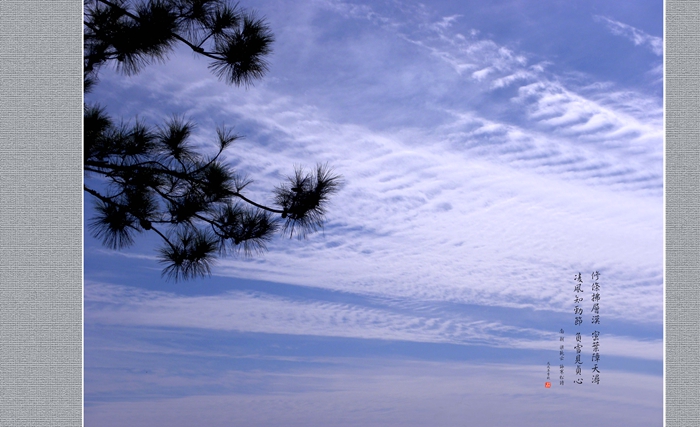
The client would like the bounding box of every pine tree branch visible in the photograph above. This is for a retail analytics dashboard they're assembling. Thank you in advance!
[171,32,222,59]
[85,160,187,181]
[84,184,117,203]
[86,184,178,251]
[232,192,284,214]
[87,158,283,215]
[149,224,177,251]
[84,0,339,280]
[95,0,225,60]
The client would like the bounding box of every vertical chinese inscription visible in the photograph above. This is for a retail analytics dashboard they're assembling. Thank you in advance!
[573,273,584,384]
[591,271,601,384]
[559,329,565,385]
[552,270,602,388]
[591,271,600,326]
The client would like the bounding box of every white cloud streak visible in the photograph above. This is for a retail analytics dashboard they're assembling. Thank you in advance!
[86,282,662,361]
[594,15,663,56]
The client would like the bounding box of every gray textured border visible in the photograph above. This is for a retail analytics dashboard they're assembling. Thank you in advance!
[666,1,700,426]
[0,1,83,426]
[0,0,695,426]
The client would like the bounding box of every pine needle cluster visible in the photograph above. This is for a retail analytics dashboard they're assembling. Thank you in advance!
[84,0,341,280]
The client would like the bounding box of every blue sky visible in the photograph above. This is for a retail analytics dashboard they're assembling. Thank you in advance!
[84,0,663,425]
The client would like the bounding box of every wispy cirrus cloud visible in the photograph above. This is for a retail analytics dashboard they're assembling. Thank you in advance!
[594,15,663,55]
[87,0,663,325]
[85,281,662,361]
[85,281,555,346]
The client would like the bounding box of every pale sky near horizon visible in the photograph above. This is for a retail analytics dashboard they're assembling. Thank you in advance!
[85,0,663,425]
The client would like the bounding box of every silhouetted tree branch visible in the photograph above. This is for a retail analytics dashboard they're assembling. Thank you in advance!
[84,0,342,281]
